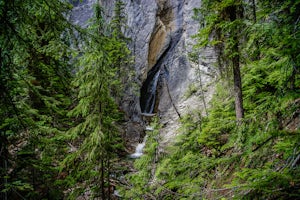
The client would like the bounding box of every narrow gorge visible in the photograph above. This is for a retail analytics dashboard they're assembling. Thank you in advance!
[140,0,183,115]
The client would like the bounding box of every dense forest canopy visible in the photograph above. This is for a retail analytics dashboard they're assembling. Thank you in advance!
[0,0,299,199]
[0,0,76,198]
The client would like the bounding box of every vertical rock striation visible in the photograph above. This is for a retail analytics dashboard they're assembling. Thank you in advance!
[129,0,216,146]
[72,0,217,147]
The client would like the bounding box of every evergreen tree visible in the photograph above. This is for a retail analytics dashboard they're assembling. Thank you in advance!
[194,0,245,120]
[110,0,132,104]
[0,0,77,198]
[60,2,130,199]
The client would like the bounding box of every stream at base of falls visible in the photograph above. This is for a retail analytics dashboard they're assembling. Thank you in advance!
[113,126,153,197]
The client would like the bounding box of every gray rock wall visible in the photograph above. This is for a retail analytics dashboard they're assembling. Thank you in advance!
[70,0,95,27]
[72,0,217,149]
[123,0,217,146]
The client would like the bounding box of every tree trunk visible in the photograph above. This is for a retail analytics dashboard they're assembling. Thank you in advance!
[197,56,208,116]
[230,4,244,121]
[252,0,256,23]
[233,52,244,120]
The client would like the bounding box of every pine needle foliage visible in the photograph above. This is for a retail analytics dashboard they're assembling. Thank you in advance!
[0,0,77,198]
[60,2,130,199]
[194,0,245,120]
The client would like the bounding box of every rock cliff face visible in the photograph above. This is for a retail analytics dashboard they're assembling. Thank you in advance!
[73,0,217,149]
[122,0,216,148]
[70,0,95,27]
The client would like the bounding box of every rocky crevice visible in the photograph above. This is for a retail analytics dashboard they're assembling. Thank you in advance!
[140,0,185,115]
[148,0,173,69]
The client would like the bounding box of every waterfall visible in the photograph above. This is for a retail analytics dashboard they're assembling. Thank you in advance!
[140,69,161,114]
[140,23,183,114]
[140,39,172,114]
[129,136,147,158]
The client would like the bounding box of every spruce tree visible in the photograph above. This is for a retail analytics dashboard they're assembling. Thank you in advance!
[194,0,245,120]
[60,2,130,199]
[0,0,77,198]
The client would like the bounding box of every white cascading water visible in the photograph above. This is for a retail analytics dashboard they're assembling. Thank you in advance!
[129,136,147,158]
[140,69,161,114]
